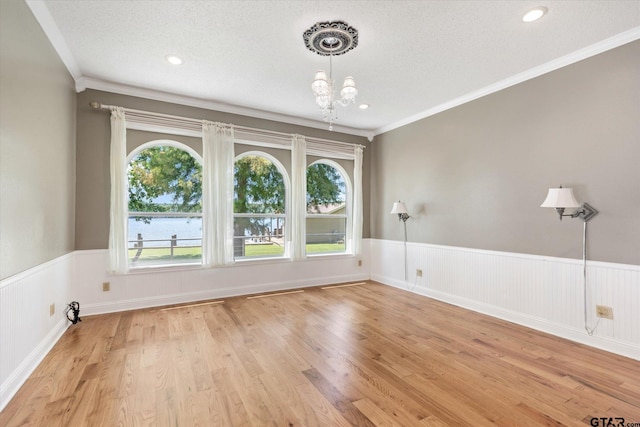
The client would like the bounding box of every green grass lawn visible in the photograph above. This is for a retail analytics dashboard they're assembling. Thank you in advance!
[305,243,346,253]
[129,242,345,262]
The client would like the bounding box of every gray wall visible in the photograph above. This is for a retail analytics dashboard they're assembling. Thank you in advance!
[371,41,640,265]
[75,89,370,249]
[0,0,76,279]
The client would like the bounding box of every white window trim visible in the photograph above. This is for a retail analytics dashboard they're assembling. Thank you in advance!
[106,104,364,273]
[127,139,202,164]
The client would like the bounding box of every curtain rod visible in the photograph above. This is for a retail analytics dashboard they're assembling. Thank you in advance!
[89,101,365,150]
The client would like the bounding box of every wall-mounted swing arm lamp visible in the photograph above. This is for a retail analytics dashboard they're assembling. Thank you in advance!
[390,201,410,285]
[540,186,598,222]
[540,186,600,336]
[390,201,410,223]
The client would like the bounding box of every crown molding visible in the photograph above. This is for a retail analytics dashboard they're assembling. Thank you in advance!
[373,26,640,136]
[25,1,370,138]
[25,0,81,80]
[23,0,640,141]
[78,77,372,138]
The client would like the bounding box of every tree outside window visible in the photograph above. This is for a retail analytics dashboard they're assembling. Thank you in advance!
[126,146,352,265]
[306,162,348,255]
[127,144,203,267]
[233,154,286,259]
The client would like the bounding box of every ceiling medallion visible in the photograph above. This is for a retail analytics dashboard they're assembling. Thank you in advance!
[303,21,359,130]
[303,20,358,56]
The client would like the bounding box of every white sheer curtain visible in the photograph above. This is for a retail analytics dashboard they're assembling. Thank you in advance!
[352,145,364,255]
[108,107,128,274]
[202,121,235,266]
[291,135,307,260]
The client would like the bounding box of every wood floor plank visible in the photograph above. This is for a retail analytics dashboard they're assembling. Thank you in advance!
[257,371,306,425]
[302,367,376,427]
[352,397,403,427]
[327,360,425,425]
[0,377,44,426]
[200,388,234,427]
[2,281,639,426]
[294,381,357,427]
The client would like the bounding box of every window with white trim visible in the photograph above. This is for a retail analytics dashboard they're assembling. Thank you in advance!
[306,160,350,255]
[107,106,364,272]
[233,152,289,260]
[127,142,202,267]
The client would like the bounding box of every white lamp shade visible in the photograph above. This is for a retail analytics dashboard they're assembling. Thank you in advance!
[340,76,357,100]
[540,187,581,208]
[390,201,408,215]
[311,70,329,96]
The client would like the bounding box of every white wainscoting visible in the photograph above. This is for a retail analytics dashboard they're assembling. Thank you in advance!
[72,249,370,316]
[0,253,74,410]
[3,239,637,411]
[370,239,640,361]
[0,244,369,411]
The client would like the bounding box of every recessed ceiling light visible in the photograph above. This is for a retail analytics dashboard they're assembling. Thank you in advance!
[165,55,183,65]
[359,104,369,110]
[523,6,548,22]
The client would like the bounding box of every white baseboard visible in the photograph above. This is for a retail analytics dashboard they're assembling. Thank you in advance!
[82,272,369,316]
[370,237,640,362]
[1,247,369,412]
[375,274,640,361]
[0,318,69,411]
[3,239,636,415]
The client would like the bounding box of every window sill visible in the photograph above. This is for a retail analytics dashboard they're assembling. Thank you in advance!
[306,252,353,260]
[117,252,356,275]
[234,253,355,264]
[232,256,292,266]
[123,262,203,275]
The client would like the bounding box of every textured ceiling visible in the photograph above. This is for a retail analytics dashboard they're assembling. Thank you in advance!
[28,0,640,136]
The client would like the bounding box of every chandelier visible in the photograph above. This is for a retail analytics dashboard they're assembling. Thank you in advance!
[303,21,358,130]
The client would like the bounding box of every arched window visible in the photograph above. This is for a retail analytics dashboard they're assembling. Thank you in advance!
[306,161,351,255]
[233,152,288,259]
[127,141,202,267]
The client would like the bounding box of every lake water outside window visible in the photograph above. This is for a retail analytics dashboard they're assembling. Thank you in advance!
[127,144,203,267]
[128,214,202,267]
[125,145,355,267]
[233,153,287,260]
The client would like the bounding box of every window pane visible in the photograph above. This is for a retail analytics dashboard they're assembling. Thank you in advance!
[128,145,202,267]
[234,155,286,260]
[234,216,285,259]
[306,217,346,254]
[306,162,348,255]
[306,163,345,214]
[128,215,202,266]
[128,146,202,214]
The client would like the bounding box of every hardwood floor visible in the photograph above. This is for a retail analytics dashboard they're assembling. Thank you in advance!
[2,281,639,426]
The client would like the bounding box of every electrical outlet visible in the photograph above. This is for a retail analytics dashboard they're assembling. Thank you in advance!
[358,259,362,267]
[416,269,423,277]
[102,282,110,292]
[596,305,613,319]
[49,303,55,316]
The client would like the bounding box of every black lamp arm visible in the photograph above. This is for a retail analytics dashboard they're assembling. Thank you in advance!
[555,203,598,222]
[397,213,410,222]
